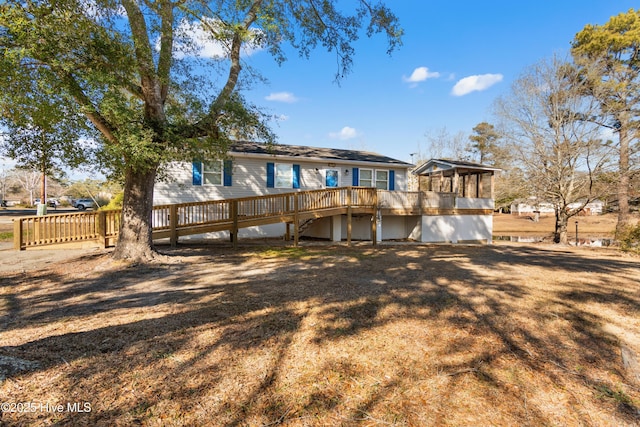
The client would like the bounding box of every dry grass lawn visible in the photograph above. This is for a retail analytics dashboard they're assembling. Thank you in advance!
[1,242,639,426]
[493,212,626,238]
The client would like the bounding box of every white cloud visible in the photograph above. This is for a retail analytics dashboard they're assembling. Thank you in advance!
[403,66,440,83]
[167,17,263,59]
[329,126,359,140]
[265,92,298,103]
[451,73,503,96]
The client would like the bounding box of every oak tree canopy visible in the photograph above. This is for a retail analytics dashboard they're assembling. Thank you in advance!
[0,0,402,260]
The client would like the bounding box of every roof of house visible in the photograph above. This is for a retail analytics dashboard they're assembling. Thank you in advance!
[229,141,413,167]
[413,158,501,175]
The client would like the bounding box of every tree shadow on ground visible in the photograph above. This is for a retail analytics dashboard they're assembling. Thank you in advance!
[0,242,638,425]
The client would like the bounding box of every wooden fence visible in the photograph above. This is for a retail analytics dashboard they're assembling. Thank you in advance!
[12,187,476,250]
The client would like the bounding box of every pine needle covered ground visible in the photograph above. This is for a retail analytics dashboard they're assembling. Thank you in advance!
[1,242,639,426]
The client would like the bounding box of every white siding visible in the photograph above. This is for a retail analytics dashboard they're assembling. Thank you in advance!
[456,197,494,209]
[381,216,418,240]
[153,155,415,242]
[155,158,409,205]
[175,223,288,241]
[421,215,493,243]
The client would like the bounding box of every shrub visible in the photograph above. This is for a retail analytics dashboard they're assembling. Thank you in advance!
[618,223,640,254]
[99,192,123,210]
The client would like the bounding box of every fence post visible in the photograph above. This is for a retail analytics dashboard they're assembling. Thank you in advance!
[231,200,238,249]
[169,204,178,247]
[293,196,299,247]
[13,218,23,251]
[97,211,107,248]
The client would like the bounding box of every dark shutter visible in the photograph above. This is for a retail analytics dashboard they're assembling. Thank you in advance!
[292,164,300,189]
[389,170,395,191]
[266,162,275,188]
[223,160,232,187]
[352,168,359,186]
[192,161,202,186]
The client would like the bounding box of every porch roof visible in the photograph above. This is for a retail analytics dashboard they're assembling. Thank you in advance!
[413,159,501,176]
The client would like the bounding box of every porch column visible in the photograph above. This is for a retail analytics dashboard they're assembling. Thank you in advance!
[490,173,495,199]
[453,170,459,195]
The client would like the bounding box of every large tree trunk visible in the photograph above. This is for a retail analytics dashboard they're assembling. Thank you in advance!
[554,209,569,245]
[112,165,158,262]
[616,124,631,237]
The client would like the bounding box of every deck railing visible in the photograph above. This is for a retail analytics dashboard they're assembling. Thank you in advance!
[12,210,122,250]
[377,190,456,210]
[13,187,487,250]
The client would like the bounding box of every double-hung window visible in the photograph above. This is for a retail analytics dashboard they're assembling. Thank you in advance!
[203,161,223,185]
[275,164,293,188]
[358,168,389,190]
[375,170,389,190]
[192,160,232,186]
[359,169,373,187]
[267,162,300,188]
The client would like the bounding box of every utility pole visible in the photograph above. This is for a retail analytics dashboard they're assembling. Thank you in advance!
[37,145,47,216]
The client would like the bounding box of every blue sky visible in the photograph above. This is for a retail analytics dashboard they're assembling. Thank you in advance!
[2,1,637,177]
[239,1,638,165]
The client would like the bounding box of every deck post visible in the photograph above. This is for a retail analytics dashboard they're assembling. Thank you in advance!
[293,196,299,246]
[346,188,352,246]
[169,204,178,247]
[371,189,378,246]
[13,218,23,251]
[231,200,238,249]
[97,211,107,248]
[284,195,291,241]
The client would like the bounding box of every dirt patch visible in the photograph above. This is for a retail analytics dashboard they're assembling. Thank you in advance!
[1,242,639,426]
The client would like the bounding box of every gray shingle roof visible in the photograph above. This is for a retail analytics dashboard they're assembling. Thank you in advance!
[230,141,412,167]
[413,158,501,175]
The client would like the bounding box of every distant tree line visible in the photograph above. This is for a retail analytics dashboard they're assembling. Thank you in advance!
[417,9,639,245]
[0,167,120,207]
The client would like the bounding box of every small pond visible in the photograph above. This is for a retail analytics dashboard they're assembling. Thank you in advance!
[493,235,617,247]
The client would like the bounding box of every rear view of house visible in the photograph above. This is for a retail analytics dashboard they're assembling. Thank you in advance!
[154,146,501,244]
[154,141,414,241]
[14,146,502,249]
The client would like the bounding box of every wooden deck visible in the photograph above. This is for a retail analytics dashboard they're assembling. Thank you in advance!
[13,187,493,250]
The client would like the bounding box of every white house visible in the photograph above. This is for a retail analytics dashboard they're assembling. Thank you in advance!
[510,198,556,217]
[511,198,605,217]
[154,141,414,241]
[154,147,502,244]
[567,200,605,216]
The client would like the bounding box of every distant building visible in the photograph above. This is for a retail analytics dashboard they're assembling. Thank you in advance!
[511,198,605,216]
[510,198,555,217]
[567,200,604,216]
